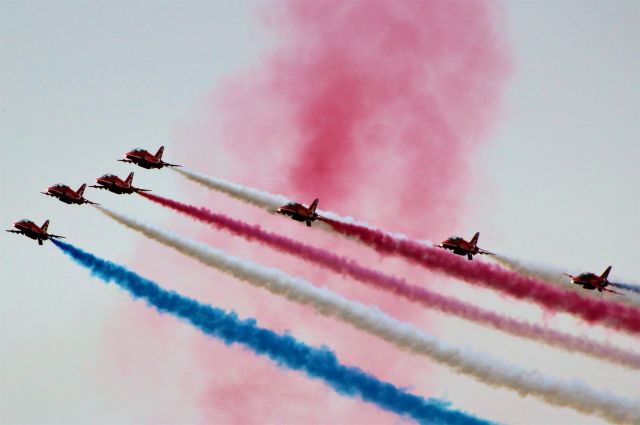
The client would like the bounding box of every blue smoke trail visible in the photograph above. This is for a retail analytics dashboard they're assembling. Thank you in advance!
[52,239,492,425]
[611,282,640,295]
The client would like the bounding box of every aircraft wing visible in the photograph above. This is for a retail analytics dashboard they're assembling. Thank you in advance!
[41,192,55,197]
[161,161,181,168]
[47,233,65,239]
[5,229,23,234]
[134,188,151,192]
[603,287,624,295]
[83,199,100,205]
[478,248,495,255]
[89,185,109,190]
[117,159,133,163]
[591,281,624,295]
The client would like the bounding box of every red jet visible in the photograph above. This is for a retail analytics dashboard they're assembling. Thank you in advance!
[564,266,623,295]
[118,146,180,169]
[437,232,494,260]
[42,183,98,205]
[6,219,65,245]
[276,198,320,227]
[90,172,150,194]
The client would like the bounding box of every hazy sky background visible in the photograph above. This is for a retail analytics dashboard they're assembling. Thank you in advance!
[1,1,638,424]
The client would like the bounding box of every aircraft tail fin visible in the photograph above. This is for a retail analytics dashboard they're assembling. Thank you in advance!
[470,232,480,247]
[77,184,86,196]
[155,146,164,160]
[601,266,612,280]
[41,220,50,232]
[125,172,134,185]
[309,198,319,215]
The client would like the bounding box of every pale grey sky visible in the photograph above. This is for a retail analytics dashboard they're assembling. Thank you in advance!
[1,1,638,424]
[476,0,640,278]
[1,2,268,423]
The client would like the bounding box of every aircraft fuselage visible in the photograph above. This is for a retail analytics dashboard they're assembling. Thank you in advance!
[47,188,83,204]
[277,203,318,226]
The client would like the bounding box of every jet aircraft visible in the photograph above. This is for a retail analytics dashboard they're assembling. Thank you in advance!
[437,232,494,260]
[564,266,623,294]
[118,146,180,169]
[276,198,320,227]
[6,219,65,245]
[42,183,98,205]
[90,172,150,194]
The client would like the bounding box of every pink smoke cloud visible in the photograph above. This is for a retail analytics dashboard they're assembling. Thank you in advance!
[211,1,510,234]
[101,1,511,423]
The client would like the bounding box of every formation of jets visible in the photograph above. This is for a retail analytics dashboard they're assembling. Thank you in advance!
[7,146,176,246]
[6,145,628,296]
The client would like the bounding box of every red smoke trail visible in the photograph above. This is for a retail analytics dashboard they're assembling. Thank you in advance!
[322,218,640,335]
[138,191,640,369]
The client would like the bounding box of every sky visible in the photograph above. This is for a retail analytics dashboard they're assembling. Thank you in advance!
[1,1,638,424]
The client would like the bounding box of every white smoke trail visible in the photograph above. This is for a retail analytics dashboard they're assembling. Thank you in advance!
[173,167,433,245]
[174,167,290,210]
[96,205,640,424]
[495,255,640,308]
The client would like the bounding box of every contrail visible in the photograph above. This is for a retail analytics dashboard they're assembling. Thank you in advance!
[495,255,640,307]
[94,205,640,424]
[138,191,640,370]
[51,240,486,425]
[322,218,640,336]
